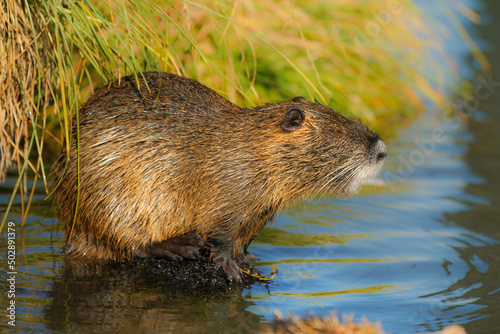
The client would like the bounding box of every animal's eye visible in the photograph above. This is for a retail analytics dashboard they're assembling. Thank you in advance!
[332,130,340,136]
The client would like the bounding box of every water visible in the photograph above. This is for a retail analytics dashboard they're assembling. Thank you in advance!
[1,1,500,333]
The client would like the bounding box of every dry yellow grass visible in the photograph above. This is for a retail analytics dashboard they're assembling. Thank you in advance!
[261,311,467,334]
[1,0,53,225]
[261,311,385,334]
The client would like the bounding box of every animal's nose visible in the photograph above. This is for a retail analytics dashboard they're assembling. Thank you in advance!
[373,139,387,162]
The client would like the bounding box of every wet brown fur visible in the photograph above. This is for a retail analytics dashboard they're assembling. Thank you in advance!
[52,72,385,281]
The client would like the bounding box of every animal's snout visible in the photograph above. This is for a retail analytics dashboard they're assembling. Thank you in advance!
[372,139,387,163]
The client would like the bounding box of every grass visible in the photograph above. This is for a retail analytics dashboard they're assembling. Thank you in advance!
[0,0,485,229]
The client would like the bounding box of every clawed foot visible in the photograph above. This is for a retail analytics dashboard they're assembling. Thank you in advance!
[213,253,243,282]
[138,231,211,261]
[213,251,261,283]
[238,259,261,277]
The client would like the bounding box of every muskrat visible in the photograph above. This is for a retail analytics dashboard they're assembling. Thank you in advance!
[52,72,386,282]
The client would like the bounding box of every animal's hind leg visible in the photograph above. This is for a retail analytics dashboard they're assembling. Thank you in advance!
[137,231,211,261]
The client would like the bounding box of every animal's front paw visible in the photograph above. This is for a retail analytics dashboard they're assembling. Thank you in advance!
[238,260,261,277]
[213,254,243,283]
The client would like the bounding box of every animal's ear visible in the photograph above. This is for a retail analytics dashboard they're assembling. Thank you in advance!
[292,96,308,103]
[281,108,305,132]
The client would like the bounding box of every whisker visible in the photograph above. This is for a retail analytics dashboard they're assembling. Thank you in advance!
[316,157,366,197]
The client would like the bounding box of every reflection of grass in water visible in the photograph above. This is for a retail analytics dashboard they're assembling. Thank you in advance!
[282,195,388,225]
[255,227,373,246]
[256,257,407,267]
[1,0,477,227]
[253,285,400,299]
